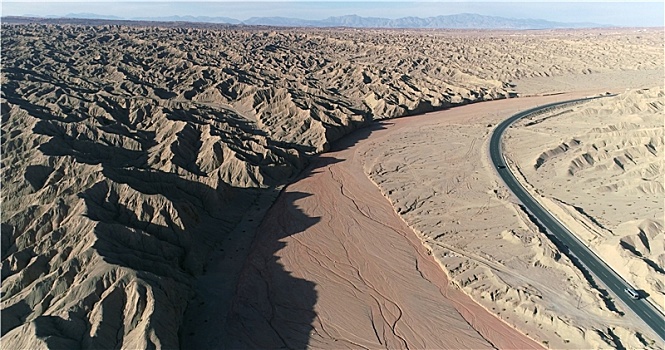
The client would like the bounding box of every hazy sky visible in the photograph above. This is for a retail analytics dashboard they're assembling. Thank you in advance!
[2,1,664,27]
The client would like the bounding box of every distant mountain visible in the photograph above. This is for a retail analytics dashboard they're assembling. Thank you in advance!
[251,14,607,29]
[63,13,124,20]
[131,15,241,24]
[12,13,608,29]
[243,17,319,27]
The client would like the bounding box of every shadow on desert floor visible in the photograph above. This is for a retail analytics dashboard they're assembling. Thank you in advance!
[224,121,387,348]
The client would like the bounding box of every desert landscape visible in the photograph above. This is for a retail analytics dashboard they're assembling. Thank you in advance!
[1,18,663,349]
[504,88,664,309]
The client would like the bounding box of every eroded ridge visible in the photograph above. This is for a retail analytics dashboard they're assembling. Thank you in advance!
[2,23,663,348]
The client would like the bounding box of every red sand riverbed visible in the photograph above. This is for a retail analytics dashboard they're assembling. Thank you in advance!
[223,96,605,349]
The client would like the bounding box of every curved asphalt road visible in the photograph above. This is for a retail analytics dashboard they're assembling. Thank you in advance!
[489,96,665,344]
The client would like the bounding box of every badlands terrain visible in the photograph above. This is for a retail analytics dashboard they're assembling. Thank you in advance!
[505,88,664,310]
[1,21,663,349]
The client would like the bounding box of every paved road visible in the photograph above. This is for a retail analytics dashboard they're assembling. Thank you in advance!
[489,96,665,344]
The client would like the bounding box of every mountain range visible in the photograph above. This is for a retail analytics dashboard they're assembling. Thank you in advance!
[18,13,607,29]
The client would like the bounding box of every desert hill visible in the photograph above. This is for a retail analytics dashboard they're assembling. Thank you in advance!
[1,23,663,348]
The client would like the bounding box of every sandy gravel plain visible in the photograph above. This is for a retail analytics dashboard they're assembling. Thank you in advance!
[1,22,663,349]
[359,89,663,349]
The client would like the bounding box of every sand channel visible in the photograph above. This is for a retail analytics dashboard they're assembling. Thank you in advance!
[221,97,578,349]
